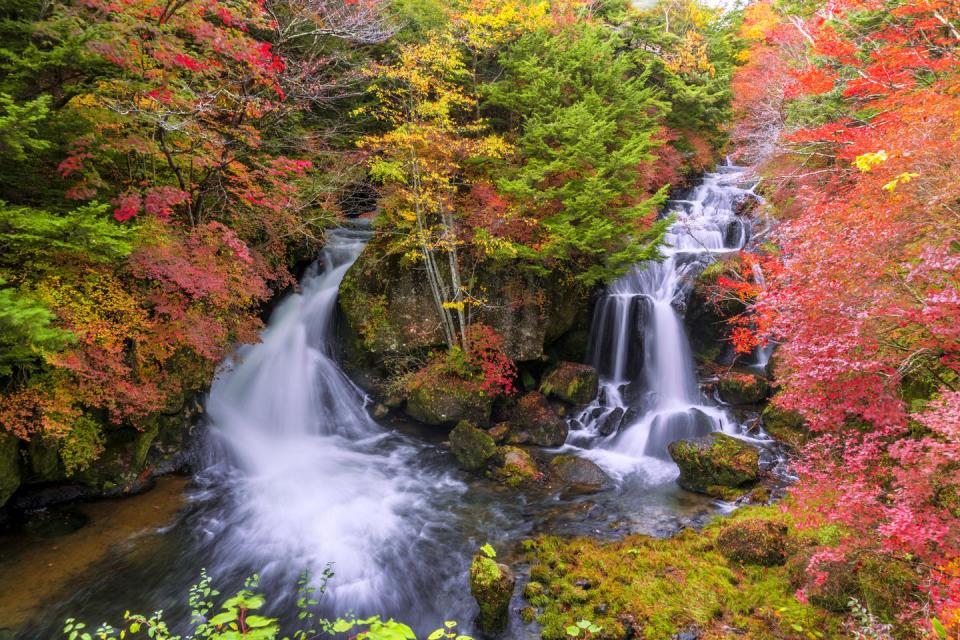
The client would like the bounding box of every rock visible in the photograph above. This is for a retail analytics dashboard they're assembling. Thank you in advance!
[786,547,859,612]
[370,403,390,420]
[550,455,609,494]
[539,362,599,406]
[668,433,760,495]
[490,446,542,488]
[449,421,497,471]
[506,392,569,447]
[595,407,623,436]
[469,552,516,633]
[0,432,21,508]
[404,376,494,427]
[488,423,510,443]
[339,236,589,365]
[716,519,789,566]
[717,372,769,405]
[761,403,808,448]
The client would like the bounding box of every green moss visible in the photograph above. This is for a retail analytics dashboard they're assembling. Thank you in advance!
[539,362,599,406]
[761,403,808,448]
[522,507,845,640]
[470,553,515,633]
[448,421,496,470]
[717,372,769,405]
[668,433,760,494]
[489,445,541,488]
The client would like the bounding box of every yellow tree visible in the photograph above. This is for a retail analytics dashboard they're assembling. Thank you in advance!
[358,35,509,351]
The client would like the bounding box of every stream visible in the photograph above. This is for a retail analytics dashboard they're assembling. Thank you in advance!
[1,163,772,639]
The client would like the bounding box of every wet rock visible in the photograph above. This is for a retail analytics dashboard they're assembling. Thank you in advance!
[668,433,760,495]
[507,392,568,447]
[487,423,510,444]
[449,421,496,471]
[370,403,390,420]
[404,378,494,427]
[469,552,516,632]
[717,372,769,405]
[550,455,609,495]
[539,362,599,406]
[716,519,789,566]
[490,446,542,488]
[595,407,624,436]
[761,403,808,448]
[0,432,21,508]
[22,507,89,538]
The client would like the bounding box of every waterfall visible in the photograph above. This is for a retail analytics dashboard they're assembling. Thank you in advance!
[570,163,759,482]
[197,227,464,614]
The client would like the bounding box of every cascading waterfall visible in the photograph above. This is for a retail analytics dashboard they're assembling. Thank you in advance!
[569,162,763,483]
[197,227,464,614]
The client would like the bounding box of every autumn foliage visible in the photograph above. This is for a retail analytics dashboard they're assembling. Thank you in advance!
[730,0,960,631]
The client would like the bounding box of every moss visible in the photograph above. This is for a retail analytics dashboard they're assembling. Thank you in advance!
[716,519,789,566]
[506,392,568,447]
[856,553,920,626]
[668,433,760,494]
[539,362,599,406]
[489,446,542,488]
[717,372,769,405]
[761,403,808,448]
[521,507,844,640]
[448,421,496,471]
[470,554,515,632]
[404,374,494,426]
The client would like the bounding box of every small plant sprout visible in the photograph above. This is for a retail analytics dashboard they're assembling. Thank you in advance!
[480,543,496,559]
[565,618,602,638]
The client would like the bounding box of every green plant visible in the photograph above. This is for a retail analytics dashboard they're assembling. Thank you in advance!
[564,619,601,638]
[62,570,466,640]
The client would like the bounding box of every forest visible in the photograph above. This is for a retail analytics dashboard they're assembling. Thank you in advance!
[0,0,956,638]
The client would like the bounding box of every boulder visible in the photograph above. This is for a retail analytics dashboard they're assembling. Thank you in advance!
[506,392,569,447]
[469,552,516,632]
[717,372,769,405]
[339,236,588,365]
[761,403,808,448]
[668,433,760,495]
[0,432,21,508]
[550,455,609,494]
[404,377,494,427]
[539,362,599,406]
[449,421,497,471]
[716,519,789,566]
[490,446,542,488]
[786,547,859,612]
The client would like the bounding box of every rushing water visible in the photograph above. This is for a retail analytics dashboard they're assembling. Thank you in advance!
[5,165,772,639]
[566,162,767,482]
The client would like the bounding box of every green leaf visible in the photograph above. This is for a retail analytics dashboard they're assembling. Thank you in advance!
[428,630,445,640]
[576,620,590,629]
[208,612,237,626]
[480,543,496,558]
[565,625,580,637]
[932,618,948,638]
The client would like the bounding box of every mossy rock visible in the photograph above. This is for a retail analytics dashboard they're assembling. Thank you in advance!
[404,376,494,427]
[489,446,542,488]
[449,421,496,471]
[521,507,844,640]
[539,362,599,406]
[668,433,760,494]
[506,392,568,447]
[856,552,920,625]
[469,553,516,633]
[717,372,769,405]
[786,547,858,613]
[716,519,789,566]
[73,422,160,489]
[761,403,808,448]
[0,432,21,508]
[550,454,609,495]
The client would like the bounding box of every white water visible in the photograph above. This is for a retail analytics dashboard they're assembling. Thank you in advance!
[200,228,464,612]
[568,162,765,483]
